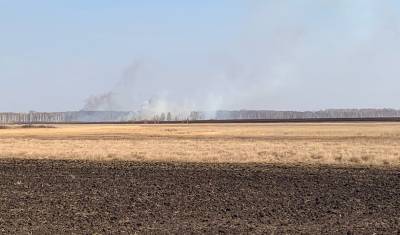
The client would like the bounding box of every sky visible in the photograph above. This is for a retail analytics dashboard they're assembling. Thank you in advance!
[1,0,400,112]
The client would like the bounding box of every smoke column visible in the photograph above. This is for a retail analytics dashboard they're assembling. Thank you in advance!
[84,0,400,115]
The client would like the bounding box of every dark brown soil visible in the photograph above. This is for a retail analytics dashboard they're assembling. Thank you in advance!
[0,160,399,234]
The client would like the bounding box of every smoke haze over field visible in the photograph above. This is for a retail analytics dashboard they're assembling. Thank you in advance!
[1,1,400,112]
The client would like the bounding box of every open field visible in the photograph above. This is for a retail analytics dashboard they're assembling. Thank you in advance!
[1,123,400,233]
[0,123,400,166]
[1,159,399,233]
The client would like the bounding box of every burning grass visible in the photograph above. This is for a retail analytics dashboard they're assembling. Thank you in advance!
[0,123,399,166]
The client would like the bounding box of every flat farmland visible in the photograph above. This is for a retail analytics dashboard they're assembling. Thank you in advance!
[0,123,399,165]
[1,160,400,233]
[1,123,400,233]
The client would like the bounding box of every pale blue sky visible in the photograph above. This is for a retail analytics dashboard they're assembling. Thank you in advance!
[1,1,400,112]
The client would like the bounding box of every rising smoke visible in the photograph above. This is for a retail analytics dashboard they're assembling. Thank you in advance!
[83,0,400,117]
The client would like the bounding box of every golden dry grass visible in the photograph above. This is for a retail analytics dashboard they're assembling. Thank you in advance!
[0,123,400,166]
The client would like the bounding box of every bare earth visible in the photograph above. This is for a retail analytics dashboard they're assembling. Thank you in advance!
[0,159,399,234]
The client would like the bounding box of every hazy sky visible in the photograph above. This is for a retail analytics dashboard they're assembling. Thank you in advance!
[1,0,400,112]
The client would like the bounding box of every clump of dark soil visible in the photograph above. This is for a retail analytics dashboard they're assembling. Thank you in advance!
[0,159,399,234]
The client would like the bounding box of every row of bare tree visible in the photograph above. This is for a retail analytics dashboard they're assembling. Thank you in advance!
[214,109,400,120]
[1,109,400,124]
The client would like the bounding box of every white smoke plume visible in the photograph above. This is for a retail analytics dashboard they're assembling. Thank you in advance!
[83,0,400,116]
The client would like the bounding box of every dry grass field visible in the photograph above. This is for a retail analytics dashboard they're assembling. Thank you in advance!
[2,123,400,233]
[0,122,399,166]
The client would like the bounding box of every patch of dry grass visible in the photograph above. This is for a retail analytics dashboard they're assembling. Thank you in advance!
[20,124,56,129]
[0,123,399,166]
[0,124,55,129]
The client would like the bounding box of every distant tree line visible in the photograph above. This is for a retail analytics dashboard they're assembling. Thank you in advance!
[1,109,400,124]
[214,109,400,120]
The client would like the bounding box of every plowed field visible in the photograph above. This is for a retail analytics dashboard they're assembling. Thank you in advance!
[1,159,399,234]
